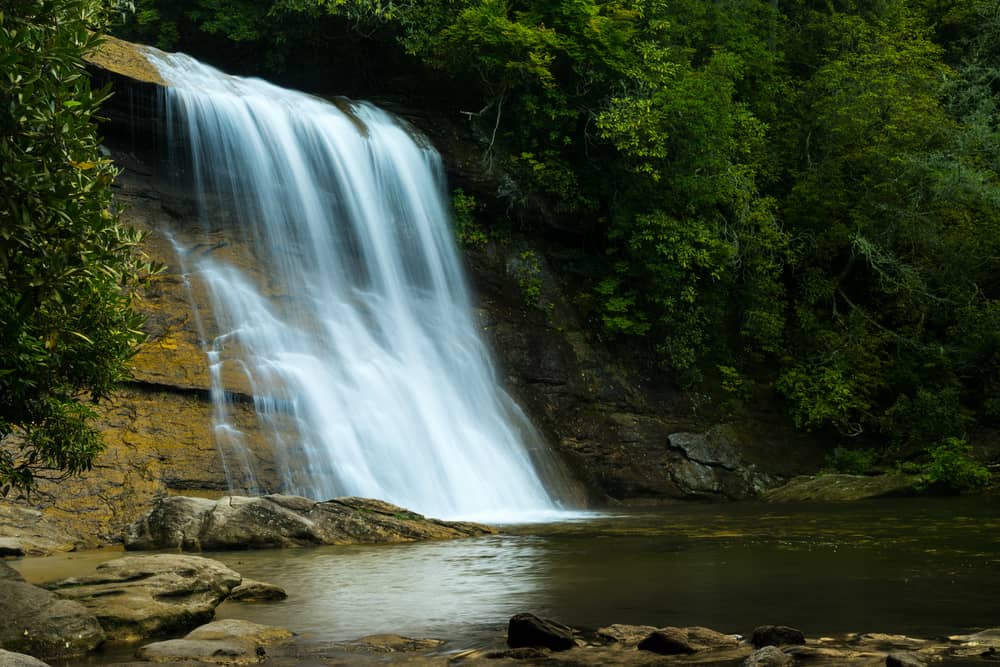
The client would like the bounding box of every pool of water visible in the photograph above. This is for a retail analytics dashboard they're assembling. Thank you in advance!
[15,496,1000,653]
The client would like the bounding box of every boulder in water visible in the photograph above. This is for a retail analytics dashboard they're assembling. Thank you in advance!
[47,554,242,641]
[637,627,697,655]
[595,624,658,645]
[228,579,287,602]
[751,625,806,648]
[507,613,576,651]
[135,619,291,664]
[0,574,105,659]
[124,494,494,551]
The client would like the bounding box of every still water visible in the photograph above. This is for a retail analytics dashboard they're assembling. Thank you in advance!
[209,497,999,642]
[16,497,1000,650]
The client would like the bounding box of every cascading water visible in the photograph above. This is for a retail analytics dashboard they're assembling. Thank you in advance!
[147,51,573,521]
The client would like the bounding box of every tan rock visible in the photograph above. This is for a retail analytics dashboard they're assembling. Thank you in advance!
[186,620,292,644]
[84,35,165,86]
[595,624,658,645]
[227,579,287,602]
[125,494,495,551]
[0,579,105,658]
[49,554,242,641]
[136,638,255,664]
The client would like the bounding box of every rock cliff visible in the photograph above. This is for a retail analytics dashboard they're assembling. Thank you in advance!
[0,38,827,551]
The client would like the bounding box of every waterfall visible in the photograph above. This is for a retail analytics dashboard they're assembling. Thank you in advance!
[147,51,573,521]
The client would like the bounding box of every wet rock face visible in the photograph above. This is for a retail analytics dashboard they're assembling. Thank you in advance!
[124,494,495,551]
[47,554,243,641]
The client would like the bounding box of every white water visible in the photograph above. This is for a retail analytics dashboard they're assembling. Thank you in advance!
[146,51,573,521]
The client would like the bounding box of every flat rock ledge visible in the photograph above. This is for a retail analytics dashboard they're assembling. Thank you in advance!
[762,473,922,502]
[47,554,243,642]
[124,494,495,551]
[136,619,292,664]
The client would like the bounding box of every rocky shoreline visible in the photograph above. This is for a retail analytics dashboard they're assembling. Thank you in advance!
[1,495,996,666]
[2,549,997,667]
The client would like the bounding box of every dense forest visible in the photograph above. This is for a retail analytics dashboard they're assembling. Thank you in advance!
[3,0,998,493]
[117,0,999,488]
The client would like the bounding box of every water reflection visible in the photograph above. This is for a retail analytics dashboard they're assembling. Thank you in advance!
[209,497,1000,643]
[14,497,999,651]
[212,535,549,642]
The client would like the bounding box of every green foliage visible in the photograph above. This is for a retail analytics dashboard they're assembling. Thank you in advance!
[919,437,990,494]
[512,250,543,307]
[0,0,148,495]
[451,188,488,249]
[111,0,1000,477]
[777,363,872,432]
[881,388,972,456]
[825,447,879,475]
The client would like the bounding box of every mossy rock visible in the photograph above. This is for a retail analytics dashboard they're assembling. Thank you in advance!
[762,473,922,502]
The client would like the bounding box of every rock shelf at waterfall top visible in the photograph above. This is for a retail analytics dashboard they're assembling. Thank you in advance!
[84,35,165,86]
[124,494,495,551]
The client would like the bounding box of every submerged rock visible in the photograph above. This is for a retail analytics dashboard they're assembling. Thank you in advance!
[136,619,292,664]
[48,554,242,641]
[124,494,494,551]
[507,613,576,651]
[343,635,445,654]
[0,575,105,659]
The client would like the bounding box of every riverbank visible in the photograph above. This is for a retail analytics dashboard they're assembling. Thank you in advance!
[5,497,996,665]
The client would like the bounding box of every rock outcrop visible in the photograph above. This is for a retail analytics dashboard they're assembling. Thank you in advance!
[124,494,494,551]
[0,37,844,558]
[762,474,922,502]
[47,554,242,641]
[0,562,105,659]
[0,505,77,556]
